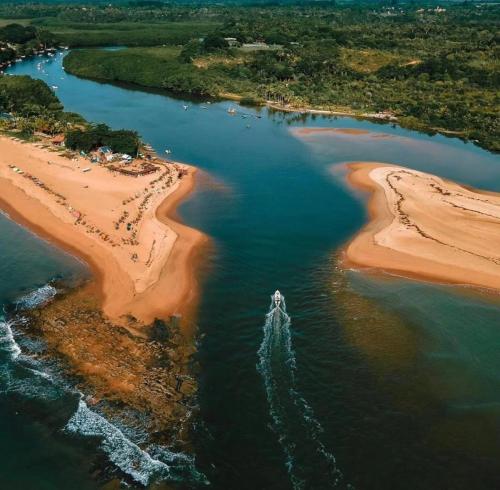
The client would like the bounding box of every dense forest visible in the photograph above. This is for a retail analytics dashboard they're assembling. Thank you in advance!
[0,23,56,63]
[65,124,140,154]
[0,74,138,153]
[0,2,498,151]
[0,74,85,136]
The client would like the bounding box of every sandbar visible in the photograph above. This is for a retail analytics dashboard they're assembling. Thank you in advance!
[344,162,500,292]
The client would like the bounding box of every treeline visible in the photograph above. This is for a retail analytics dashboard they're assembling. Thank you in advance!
[65,124,140,155]
[0,23,55,47]
[0,75,84,136]
[0,74,138,153]
[0,23,57,66]
[3,1,499,151]
[0,75,61,113]
[63,47,242,97]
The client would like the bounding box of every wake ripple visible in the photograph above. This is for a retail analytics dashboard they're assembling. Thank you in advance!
[257,296,345,489]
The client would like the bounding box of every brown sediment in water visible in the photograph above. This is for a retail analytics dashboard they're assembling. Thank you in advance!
[23,285,196,439]
[342,162,500,293]
[329,257,421,370]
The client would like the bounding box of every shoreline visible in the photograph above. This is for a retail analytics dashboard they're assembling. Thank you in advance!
[0,134,210,452]
[0,135,208,326]
[342,162,500,294]
[56,55,487,151]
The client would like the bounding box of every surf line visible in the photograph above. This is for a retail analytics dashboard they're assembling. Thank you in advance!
[257,291,347,490]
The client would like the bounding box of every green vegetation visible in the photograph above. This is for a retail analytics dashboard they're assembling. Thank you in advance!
[0,23,56,67]
[0,75,61,113]
[0,3,221,48]
[40,20,219,48]
[64,47,256,97]
[1,2,498,151]
[65,123,140,155]
[0,72,139,153]
[0,74,86,137]
[0,73,139,152]
[0,23,37,43]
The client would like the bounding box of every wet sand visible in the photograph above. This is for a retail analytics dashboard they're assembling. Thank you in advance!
[294,127,371,136]
[0,136,207,325]
[344,162,500,292]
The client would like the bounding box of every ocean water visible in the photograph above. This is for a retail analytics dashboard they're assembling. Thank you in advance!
[2,52,499,489]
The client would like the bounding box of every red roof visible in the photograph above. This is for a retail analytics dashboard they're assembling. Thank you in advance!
[52,134,65,144]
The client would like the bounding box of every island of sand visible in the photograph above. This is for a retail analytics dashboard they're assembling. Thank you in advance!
[344,163,500,292]
[0,135,207,324]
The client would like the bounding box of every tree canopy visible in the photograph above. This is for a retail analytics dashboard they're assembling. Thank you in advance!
[65,123,140,154]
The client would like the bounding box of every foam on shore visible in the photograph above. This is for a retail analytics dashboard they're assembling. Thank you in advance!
[65,399,208,486]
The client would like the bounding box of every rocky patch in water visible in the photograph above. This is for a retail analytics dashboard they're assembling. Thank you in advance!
[20,284,197,446]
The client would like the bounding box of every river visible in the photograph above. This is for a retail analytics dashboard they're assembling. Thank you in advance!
[1,51,499,490]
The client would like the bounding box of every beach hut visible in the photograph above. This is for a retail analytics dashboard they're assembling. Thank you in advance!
[98,146,114,162]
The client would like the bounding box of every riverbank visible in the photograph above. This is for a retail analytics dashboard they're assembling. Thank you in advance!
[61,45,498,153]
[0,135,207,325]
[343,162,500,293]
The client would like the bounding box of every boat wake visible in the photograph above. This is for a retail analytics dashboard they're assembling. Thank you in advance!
[257,293,345,489]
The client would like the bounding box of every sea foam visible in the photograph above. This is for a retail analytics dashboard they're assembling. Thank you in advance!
[65,399,208,487]
[0,318,21,360]
[16,284,57,310]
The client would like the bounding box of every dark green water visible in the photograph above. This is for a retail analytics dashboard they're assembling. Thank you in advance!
[2,52,499,489]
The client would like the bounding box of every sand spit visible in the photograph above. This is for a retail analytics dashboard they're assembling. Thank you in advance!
[294,127,371,137]
[0,135,207,325]
[344,163,500,292]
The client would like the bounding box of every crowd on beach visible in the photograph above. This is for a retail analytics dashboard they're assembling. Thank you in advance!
[5,142,186,264]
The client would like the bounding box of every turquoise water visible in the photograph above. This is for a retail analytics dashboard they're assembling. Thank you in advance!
[2,52,499,489]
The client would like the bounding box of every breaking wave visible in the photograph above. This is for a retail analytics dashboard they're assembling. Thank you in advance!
[16,284,57,310]
[65,399,208,487]
[0,289,207,488]
[0,318,21,360]
[257,294,345,489]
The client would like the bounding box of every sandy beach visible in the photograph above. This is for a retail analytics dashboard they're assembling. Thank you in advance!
[294,127,371,136]
[0,135,207,325]
[344,162,500,292]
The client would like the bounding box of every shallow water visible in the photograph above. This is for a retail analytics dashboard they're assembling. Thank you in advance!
[2,52,500,489]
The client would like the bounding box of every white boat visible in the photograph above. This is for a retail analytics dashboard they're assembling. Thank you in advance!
[274,290,281,308]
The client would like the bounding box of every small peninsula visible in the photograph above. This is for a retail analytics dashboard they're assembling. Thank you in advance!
[0,136,206,324]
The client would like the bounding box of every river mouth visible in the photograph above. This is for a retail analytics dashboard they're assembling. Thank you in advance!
[2,51,500,489]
